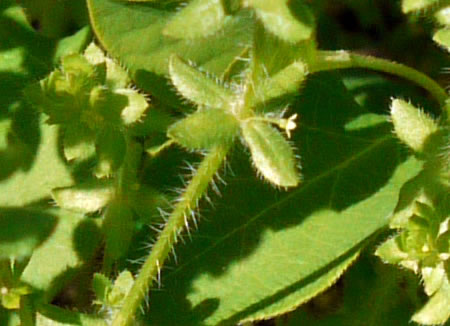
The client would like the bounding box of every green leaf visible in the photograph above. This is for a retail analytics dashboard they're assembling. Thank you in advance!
[241,119,300,187]
[281,254,421,326]
[244,0,315,43]
[115,88,149,125]
[0,208,57,260]
[390,99,438,154]
[87,0,252,104]
[92,273,113,305]
[52,26,93,64]
[143,74,422,325]
[401,0,440,13]
[20,0,88,39]
[83,42,130,89]
[433,28,450,52]
[163,0,226,40]
[168,109,240,150]
[36,304,107,326]
[0,116,74,207]
[375,236,410,266]
[169,55,235,110]
[108,270,134,307]
[0,1,88,200]
[435,6,450,26]
[20,209,102,302]
[52,179,115,214]
[412,276,450,325]
[258,60,308,105]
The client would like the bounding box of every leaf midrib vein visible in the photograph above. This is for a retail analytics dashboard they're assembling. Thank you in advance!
[165,133,393,279]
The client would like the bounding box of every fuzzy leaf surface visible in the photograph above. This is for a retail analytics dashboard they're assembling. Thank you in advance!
[168,109,240,150]
[241,120,300,187]
[169,55,235,110]
[144,74,422,325]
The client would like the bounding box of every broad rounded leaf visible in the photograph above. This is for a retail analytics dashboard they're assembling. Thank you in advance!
[144,74,422,325]
[87,0,252,104]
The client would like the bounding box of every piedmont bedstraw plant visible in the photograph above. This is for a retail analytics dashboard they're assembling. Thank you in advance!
[0,0,449,325]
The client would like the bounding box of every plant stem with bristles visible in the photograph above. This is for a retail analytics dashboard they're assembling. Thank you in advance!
[111,144,230,326]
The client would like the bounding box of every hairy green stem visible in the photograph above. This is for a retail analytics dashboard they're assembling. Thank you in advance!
[311,50,448,109]
[111,144,229,326]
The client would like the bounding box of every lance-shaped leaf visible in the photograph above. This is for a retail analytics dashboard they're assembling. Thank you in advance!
[241,119,300,187]
[52,179,115,214]
[244,0,315,43]
[164,0,226,40]
[390,99,438,154]
[169,55,235,110]
[168,109,240,150]
[258,60,307,104]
